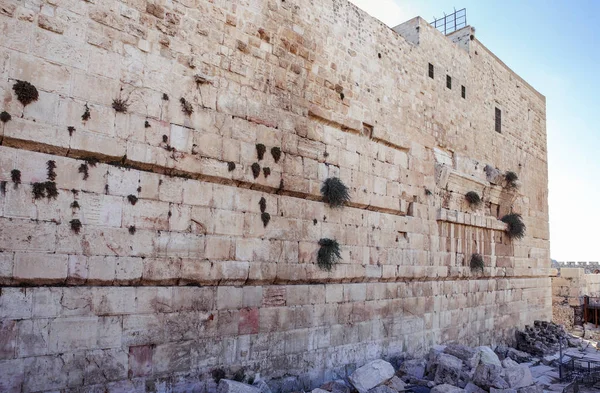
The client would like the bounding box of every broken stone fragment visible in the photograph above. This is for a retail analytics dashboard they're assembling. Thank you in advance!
[348,359,395,393]
[218,379,261,393]
[501,358,519,368]
[399,358,427,379]
[432,353,463,386]
[320,380,350,393]
[472,364,503,390]
[506,348,532,364]
[463,382,486,393]
[367,385,397,393]
[430,384,465,393]
[516,385,543,393]
[503,365,534,389]
[385,376,406,392]
[474,346,502,368]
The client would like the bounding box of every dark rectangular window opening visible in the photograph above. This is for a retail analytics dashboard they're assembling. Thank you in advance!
[446,75,452,89]
[428,63,434,79]
[495,107,502,133]
[461,85,466,99]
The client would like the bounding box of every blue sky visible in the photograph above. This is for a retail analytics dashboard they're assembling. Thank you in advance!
[349,0,600,261]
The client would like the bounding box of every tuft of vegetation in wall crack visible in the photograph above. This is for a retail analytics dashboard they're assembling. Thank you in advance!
[13,80,39,106]
[317,238,342,271]
[470,253,484,273]
[465,191,482,207]
[501,213,526,240]
[321,177,350,208]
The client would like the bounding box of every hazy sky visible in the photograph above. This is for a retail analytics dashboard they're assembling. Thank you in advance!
[348,0,600,262]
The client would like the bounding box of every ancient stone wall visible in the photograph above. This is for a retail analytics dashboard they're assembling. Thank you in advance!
[0,0,549,391]
[551,268,600,329]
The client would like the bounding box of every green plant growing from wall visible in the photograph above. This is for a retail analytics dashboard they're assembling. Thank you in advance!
[465,191,482,207]
[82,103,91,121]
[47,160,57,181]
[180,97,193,115]
[501,213,526,240]
[261,212,271,227]
[78,163,89,180]
[271,147,282,163]
[256,143,266,160]
[0,111,11,123]
[321,177,350,208]
[112,98,129,113]
[258,197,267,213]
[70,219,82,234]
[127,195,138,205]
[505,171,519,189]
[13,80,38,106]
[470,253,484,273]
[11,169,21,188]
[251,163,261,179]
[317,238,342,271]
[32,182,58,200]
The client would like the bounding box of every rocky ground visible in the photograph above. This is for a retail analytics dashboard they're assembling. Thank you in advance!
[217,322,600,393]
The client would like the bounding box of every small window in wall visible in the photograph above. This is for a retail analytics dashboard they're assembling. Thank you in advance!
[461,85,466,99]
[446,75,452,89]
[428,63,434,79]
[495,107,502,133]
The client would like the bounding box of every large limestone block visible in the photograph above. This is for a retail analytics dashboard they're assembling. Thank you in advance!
[504,366,534,389]
[431,384,465,393]
[399,359,426,379]
[218,379,261,393]
[475,346,502,368]
[348,359,395,393]
[433,353,463,386]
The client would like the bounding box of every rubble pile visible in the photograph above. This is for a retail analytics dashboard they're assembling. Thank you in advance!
[514,321,570,356]
[216,321,590,393]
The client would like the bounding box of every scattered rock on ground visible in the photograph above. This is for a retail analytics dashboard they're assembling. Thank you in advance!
[320,380,350,393]
[430,384,465,393]
[431,353,464,386]
[501,358,519,368]
[218,379,261,393]
[475,346,502,368]
[348,359,395,393]
[506,348,532,364]
[463,382,486,393]
[385,376,406,391]
[399,359,427,379]
[504,365,534,389]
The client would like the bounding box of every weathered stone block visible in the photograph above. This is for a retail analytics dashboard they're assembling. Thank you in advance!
[348,359,395,393]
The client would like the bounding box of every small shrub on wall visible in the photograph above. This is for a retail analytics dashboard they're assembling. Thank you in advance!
[505,171,519,189]
[317,238,341,271]
[465,191,482,207]
[501,213,526,240]
[321,177,350,208]
[470,253,484,273]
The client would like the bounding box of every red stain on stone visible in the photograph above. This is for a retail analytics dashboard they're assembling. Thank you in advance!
[238,308,259,335]
[129,345,153,377]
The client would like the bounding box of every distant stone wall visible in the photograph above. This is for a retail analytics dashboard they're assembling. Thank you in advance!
[0,0,549,391]
[551,268,600,329]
